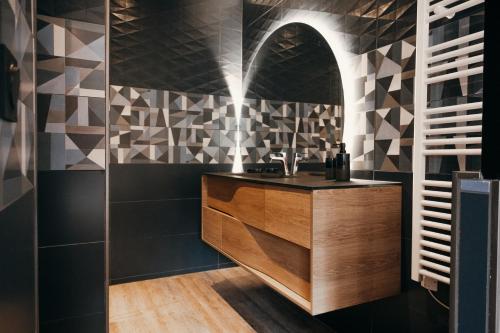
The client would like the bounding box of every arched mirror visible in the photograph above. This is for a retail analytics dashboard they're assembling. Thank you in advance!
[244,22,344,162]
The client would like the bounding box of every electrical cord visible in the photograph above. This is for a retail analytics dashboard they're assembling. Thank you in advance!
[428,289,449,310]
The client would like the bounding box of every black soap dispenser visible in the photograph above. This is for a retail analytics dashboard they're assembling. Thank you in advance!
[325,154,336,180]
[335,143,350,181]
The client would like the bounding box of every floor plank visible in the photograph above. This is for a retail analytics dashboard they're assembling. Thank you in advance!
[109,267,334,333]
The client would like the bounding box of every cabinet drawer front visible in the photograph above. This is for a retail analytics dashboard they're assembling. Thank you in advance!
[207,177,265,230]
[221,216,311,300]
[265,186,311,248]
[202,207,222,249]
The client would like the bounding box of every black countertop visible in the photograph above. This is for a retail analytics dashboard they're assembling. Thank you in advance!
[204,172,401,190]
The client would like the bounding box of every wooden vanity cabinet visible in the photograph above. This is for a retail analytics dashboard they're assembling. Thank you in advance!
[201,175,402,315]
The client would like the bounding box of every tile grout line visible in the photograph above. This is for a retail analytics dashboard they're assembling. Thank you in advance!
[39,240,105,249]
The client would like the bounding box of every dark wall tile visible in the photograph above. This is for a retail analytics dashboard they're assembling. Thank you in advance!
[317,302,372,333]
[38,171,105,246]
[351,169,374,180]
[110,264,220,285]
[110,198,201,241]
[110,233,219,282]
[40,313,105,333]
[401,237,414,290]
[370,290,448,333]
[39,242,105,322]
[110,164,227,202]
[0,191,36,333]
[294,162,324,172]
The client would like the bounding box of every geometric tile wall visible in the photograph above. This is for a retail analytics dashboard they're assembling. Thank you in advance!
[349,2,483,174]
[37,15,105,170]
[110,85,342,164]
[352,37,416,172]
[374,37,416,172]
[0,0,36,211]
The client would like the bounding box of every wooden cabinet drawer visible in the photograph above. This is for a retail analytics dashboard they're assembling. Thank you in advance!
[207,176,265,230]
[265,186,311,248]
[201,207,222,249]
[221,215,311,300]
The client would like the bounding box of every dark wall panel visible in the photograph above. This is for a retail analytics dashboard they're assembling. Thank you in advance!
[0,191,36,333]
[110,164,227,202]
[38,171,105,246]
[37,171,105,330]
[40,313,106,333]
[110,233,220,284]
[110,199,201,240]
[109,164,236,283]
[481,0,499,179]
[39,242,105,331]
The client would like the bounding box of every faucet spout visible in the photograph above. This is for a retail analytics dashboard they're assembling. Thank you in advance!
[291,153,307,175]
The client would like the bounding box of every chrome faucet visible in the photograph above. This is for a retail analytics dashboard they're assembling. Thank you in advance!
[270,152,290,176]
[270,152,306,176]
[291,153,306,175]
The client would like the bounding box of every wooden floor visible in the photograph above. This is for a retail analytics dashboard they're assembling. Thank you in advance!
[109,267,334,333]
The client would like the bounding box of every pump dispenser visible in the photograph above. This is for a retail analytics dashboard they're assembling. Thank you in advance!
[335,143,350,181]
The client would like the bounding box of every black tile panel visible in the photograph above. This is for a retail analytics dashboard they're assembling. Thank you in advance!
[317,301,372,333]
[40,313,106,333]
[110,198,201,241]
[351,169,374,180]
[370,290,448,333]
[0,191,36,333]
[39,242,105,323]
[110,233,219,282]
[110,164,230,202]
[38,171,105,246]
[110,264,220,285]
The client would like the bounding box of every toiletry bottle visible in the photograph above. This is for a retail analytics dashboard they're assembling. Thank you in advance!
[325,155,334,180]
[325,153,336,180]
[335,143,350,181]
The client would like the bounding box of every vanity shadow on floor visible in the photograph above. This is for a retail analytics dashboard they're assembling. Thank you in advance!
[109,267,333,333]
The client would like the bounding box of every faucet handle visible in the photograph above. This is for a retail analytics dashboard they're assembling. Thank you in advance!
[294,153,309,162]
[270,152,287,160]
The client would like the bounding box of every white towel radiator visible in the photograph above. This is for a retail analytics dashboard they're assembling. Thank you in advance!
[412,0,485,287]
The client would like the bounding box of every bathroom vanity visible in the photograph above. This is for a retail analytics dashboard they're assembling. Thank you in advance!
[201,172,402,315]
